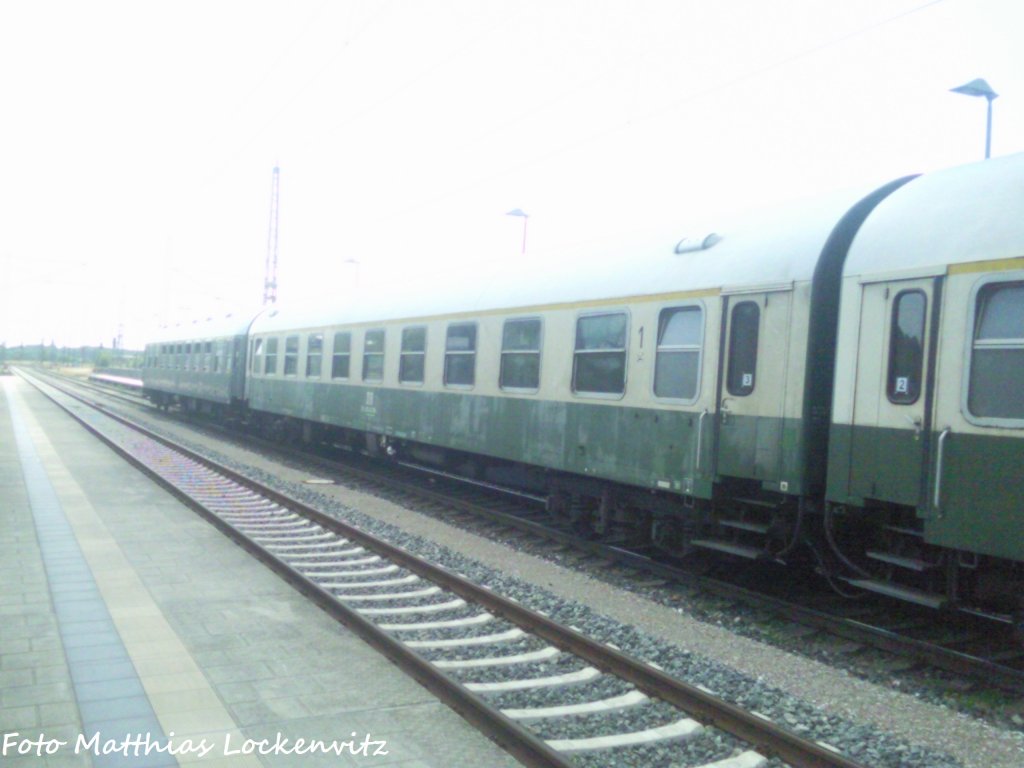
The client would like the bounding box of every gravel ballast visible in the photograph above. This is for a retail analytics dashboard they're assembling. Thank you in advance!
[117,407,1024,768]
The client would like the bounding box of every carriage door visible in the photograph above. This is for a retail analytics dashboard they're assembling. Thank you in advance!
[846,278,936,507]
[715,288,793,488]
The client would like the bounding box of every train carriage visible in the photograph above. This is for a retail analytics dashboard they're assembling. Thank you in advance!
[142,313,254,413]
[827,152,1024,612]
[140,152,1024,616]
[243,179,907,555]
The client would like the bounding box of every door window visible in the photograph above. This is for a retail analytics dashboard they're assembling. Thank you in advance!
[887,290,927,404]
[726,301,759,396]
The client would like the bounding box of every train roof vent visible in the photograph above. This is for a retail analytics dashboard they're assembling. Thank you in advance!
[674,232,722,254]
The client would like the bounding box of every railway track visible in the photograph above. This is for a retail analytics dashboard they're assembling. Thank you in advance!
[37,368,1024,698]
[20,368,882,767]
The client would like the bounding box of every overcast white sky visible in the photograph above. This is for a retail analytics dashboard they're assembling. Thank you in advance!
[1,0,1022,350]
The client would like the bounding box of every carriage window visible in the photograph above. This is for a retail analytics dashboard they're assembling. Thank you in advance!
[306,333,323,378]
[968,281,1024,420]
[265,338,278,375]
[399,326,426,384]
[444,323,477,387]
[726,301,759,396]
[252,338,263,373]
[332,332,351,379]
[500,317,541,391]
[283,335,299,375]
[887,290,926,404]
[363,329,385,382]
[654,306,702,400]
[573,312,627,395]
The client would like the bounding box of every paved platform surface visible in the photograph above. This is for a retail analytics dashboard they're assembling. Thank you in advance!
[1,376,519,768]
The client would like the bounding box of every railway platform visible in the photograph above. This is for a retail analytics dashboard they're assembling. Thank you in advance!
[0,376,519,768]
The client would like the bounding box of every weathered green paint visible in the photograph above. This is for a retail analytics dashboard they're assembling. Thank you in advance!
[714,413,805,492]
[926,430,1024,562]
[143,368,238,404]
[827,423,1024,562]
[250,379,738,498]
[142,334,248,405]
[827,423,925,507]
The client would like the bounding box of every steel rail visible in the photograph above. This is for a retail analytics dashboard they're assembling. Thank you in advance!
[220,430,1024,694]
[23,368,871,768]
[18,370,573,768]
[35,368,1024,693]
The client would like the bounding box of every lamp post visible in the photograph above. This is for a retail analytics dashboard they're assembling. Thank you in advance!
[950,78,998,159]
[506,209,529,255]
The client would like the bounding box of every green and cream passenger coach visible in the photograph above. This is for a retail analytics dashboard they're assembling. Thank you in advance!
[142,152,1024,622]
[827,152,1024,614]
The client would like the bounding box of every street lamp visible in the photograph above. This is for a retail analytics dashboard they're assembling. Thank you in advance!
[950,78,998,159]
[506,209,529,255]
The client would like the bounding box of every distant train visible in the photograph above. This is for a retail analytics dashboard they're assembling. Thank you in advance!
[142,153,1024,622]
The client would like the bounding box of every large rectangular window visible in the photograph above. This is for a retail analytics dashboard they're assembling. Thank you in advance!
[363,329,385,382]
[726,301,759,396]
[572,312,627,395]
[284,335,299,375]
[265,338,278,375]
[887,290,926,404]
[399,326,426,384]
[306,333,323,378]
[654,306,702,400]
[332,332,351,379]
[444,323,477,387]
[500,317,541,391]
[968,281,1024,420]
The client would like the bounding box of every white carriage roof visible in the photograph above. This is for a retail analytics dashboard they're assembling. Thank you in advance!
[251,185,888,335]
[844,151,1024,278]
[149,310,261,344]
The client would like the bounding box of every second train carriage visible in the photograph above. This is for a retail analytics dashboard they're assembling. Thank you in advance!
[826,152,1024,612]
